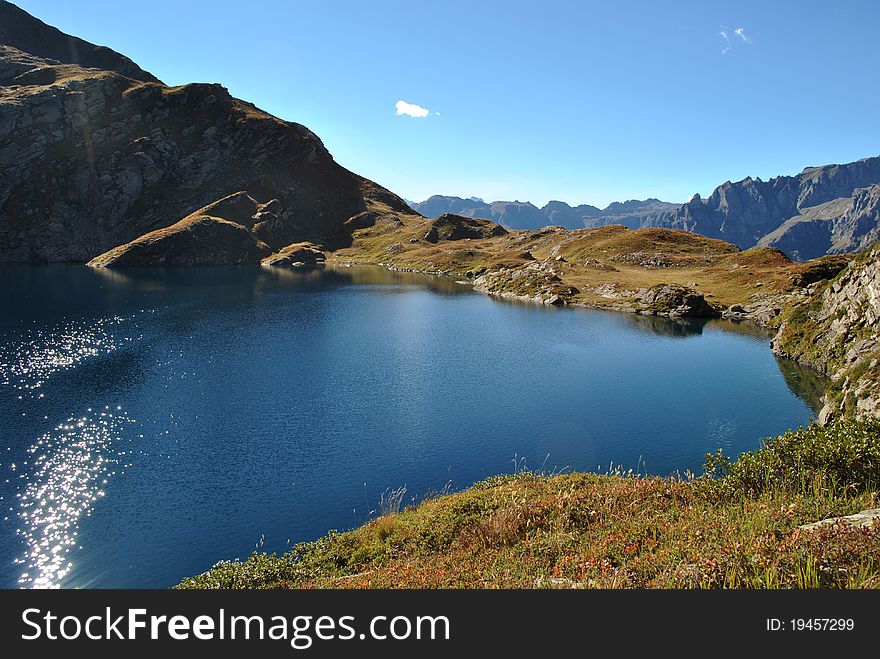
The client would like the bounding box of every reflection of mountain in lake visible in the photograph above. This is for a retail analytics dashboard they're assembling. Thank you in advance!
[622,314,710,338]
[775,358,828,415]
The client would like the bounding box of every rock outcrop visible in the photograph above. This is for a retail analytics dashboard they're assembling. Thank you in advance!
[261,242,326,267]
[0,3,417,264]
[635,284,719,318]
[772,243,880,421]
[422,213,507,243]
[800,508,880,532]
[473,260,579,306]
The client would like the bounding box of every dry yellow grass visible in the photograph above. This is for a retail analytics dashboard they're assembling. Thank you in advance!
[333,213,847,313]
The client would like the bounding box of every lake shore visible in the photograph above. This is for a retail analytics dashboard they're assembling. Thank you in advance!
[0,265,821,588]
[179,420,880,589]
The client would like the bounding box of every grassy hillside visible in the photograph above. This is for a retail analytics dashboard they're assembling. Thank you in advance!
[179,421,880,589]
[332,214,850,320]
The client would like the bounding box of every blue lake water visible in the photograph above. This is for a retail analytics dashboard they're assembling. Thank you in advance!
[0,265,825,588]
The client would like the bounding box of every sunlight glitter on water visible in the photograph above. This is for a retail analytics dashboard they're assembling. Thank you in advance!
[0,315,138,394]
[12,406,135,589]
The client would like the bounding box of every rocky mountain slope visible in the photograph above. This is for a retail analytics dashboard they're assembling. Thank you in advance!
[410,195,679,231]
[757,184,880,261]
[0,1,416,263]
[659,157,880,257]
[0,0,159,83]
[772,243,880,422]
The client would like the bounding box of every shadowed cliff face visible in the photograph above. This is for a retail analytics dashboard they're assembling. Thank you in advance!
[758,184,880,261]
[0,2,416,263]
[0,0,160,83]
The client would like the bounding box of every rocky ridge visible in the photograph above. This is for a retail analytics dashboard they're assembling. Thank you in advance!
[0,0,160,83]
[758,184,880,260]
[772,243,880,422]
[660,157,880,257]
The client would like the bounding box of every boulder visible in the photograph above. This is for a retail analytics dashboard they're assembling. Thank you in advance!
[800,509,880,531]
[422,214,508,244]
[637,284,719,318]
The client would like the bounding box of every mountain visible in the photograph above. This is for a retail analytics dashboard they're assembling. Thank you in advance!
[409,196,679,231]
[411,195,494,220]
[589,198,680,229]
[0,1,415,263]
[658,157,880,258]
[757,184,880,260]
[0,0,160,83]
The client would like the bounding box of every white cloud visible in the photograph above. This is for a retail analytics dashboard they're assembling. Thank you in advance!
[719,25,752,54]
[734,27,751,43]
[719,29,731,54]
[395,100,430,118]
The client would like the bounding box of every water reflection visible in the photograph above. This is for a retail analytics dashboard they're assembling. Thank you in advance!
[0,264,832,587]
[1,263,829,422]
[776,358,827,415]
[623,313,710,338]
[0,316,137,394]
[14,406,134,588]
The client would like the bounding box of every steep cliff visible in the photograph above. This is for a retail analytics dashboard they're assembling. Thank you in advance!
[758,184,880,260]
[772,243,880,421]
[663,157,880,255]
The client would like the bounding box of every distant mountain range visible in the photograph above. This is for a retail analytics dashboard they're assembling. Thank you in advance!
[669,157,880,260]
[411,155,880,260]
[408,196,680,232]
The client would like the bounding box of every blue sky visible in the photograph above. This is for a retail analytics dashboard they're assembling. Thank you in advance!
[15,0,880,207]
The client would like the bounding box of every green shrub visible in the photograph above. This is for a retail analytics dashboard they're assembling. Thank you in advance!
[704,420,880,496]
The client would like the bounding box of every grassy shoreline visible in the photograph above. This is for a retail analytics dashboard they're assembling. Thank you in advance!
[181,242,880,590]
[179,421,880,589]
[329,215,853,326]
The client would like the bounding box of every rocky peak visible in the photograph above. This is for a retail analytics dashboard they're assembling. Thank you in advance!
[659,156,880,255]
